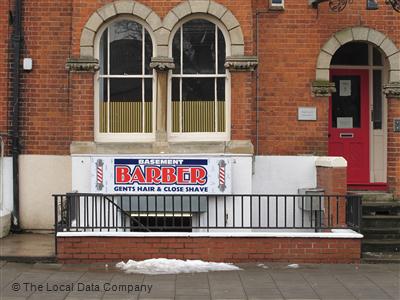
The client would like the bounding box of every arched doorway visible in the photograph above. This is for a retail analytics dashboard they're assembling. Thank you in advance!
[329,42,388,190]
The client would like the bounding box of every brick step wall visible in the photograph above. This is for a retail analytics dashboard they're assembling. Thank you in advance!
[57,236,361,264]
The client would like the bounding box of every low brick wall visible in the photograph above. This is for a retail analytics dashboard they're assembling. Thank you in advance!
[57,236,361,264]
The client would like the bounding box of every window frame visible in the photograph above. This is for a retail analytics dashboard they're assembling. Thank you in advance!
[167,15,232,142]
[94,16,157,143]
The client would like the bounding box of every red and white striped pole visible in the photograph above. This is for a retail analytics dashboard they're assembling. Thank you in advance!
[96,159,104,191]
[218,160,226,192]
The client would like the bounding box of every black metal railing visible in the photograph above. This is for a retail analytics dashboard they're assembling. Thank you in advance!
[54,193,361,233]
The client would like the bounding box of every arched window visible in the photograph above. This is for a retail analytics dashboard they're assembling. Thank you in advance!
[169,19,229,141]
[96,19,154,141]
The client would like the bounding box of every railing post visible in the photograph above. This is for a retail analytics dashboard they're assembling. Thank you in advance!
[357,195,362,232]
[54,195,58,255]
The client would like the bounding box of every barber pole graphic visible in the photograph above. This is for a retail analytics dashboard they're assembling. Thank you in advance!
[218,160,226,192]
[96,159,104,191]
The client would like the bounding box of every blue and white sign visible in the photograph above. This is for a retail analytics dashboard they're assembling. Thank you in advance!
[91,157,232,194]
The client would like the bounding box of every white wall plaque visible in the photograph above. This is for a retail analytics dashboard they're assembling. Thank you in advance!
[298,107,317,121]
[339,80,351,97]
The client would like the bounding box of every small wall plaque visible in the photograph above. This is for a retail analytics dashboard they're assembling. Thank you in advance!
[339,80,351,97]
[394,119,400,132]
[298,107,317,121]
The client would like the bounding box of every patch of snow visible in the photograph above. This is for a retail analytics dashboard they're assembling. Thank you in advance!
[364,252,384,257]
[116,258,241,275]
[287,264,299,269]
[257,263,269,269]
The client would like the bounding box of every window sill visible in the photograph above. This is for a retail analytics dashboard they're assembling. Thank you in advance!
[70,140,254,155]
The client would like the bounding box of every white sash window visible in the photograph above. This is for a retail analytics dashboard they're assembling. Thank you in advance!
[169,19,230,142]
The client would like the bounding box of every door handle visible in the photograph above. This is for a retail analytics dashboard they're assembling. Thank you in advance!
[340,133,354,138]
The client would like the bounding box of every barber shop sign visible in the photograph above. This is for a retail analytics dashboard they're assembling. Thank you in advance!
[91,157,232,194]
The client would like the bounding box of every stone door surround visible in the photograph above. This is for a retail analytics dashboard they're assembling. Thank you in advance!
[313,27,400,98]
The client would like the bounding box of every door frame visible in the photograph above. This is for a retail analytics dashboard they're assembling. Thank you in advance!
[329,68,370,186]
[330,47,388,190]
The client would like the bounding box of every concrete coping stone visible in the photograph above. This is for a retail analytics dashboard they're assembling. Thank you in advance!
[57,229,363,239]
[316,156,347,168]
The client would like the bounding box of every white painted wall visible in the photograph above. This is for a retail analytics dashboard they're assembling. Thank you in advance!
[0,157,13,237]
[253,156,317,194]
[1,157,13,216]
[70,155,253,231]
[70,155,322,232]
[72,156,91,193]
[19,155,71,230]
[231,156,253,194]
[199,156,319,231]
[252,156,318,230]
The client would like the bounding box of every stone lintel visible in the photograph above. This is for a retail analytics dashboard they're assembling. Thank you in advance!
[224,56,258,72]
[66,57,99,73]
[311,80,336,97]
[383,82,400,99]
[70,140,254,155]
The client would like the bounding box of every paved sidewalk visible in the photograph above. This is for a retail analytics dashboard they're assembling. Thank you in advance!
[0,234,55,259]
[0,261,398,299]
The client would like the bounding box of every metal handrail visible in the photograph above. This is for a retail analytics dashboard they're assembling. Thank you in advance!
[54,193,361,233]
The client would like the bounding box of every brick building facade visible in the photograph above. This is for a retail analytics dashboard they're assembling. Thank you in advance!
[0,0,399,231]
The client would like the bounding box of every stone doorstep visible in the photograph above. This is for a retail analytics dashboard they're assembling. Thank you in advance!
[0,256,57,263]
[348,191,395,203]
[362,252,400,264]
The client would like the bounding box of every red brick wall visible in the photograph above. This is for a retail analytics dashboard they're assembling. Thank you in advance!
[0,1,12,155]
[57,236,361,264]
[231,72,255,141]
[317,167,347,195]
[387,98,400,198]
[2,0,399,194]
[317,166,347,226]
[19,0,72,155]
[71,72,94,142]
[70,0,255,144]
[255,0,400,156]
[255,0,400,193]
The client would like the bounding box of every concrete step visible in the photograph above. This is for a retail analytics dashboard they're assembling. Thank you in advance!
[362,239,400,253]
[362,215,400,228]
[362,252,400,264]
[361,227,400,239]
[348,191,394,203]
[362,202,400,216]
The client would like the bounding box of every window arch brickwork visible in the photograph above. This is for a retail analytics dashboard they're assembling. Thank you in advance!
[80,1,162,58]
[79,0,246,60]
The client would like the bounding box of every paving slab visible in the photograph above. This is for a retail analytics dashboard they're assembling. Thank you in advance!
[0,262,399,299]
[0,234,55,258]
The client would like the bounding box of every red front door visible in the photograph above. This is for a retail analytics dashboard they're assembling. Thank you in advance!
[329,69,370,185]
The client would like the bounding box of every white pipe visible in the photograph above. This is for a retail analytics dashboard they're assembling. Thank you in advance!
[0,136,4,211]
